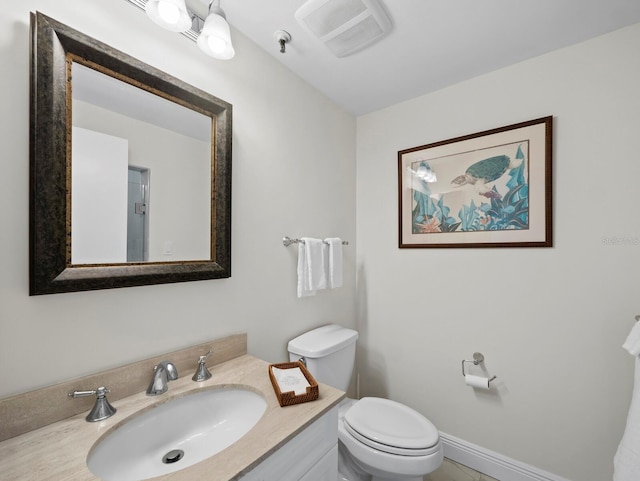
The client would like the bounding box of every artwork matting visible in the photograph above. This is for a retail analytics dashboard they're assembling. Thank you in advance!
[398,116,552,248]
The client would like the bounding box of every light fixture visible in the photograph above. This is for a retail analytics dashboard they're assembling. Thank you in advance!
[145,0,192,32]
[197,1,235,60]
[130,0,235,60]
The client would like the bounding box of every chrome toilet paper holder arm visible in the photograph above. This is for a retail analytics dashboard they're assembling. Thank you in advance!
[461,352,497,384]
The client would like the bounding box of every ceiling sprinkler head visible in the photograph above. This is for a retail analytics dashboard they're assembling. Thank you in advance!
[274,30,291,53]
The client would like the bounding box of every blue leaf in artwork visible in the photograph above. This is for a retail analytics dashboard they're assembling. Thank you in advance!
[413,191,424,218]
[506,161,525,192]
[413,190,428,218]
[504,184,526,206]
[412,168,444,231]
[459,206,468,231]
[438,197,451,220]
[459,200,483,231]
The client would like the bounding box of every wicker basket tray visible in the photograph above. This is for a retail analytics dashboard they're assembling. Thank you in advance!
[268,361,319,407]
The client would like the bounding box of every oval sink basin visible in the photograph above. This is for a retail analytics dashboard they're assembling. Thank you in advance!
[87,387,267,481]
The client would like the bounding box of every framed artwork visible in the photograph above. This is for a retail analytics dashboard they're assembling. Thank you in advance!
[398,116,552,248]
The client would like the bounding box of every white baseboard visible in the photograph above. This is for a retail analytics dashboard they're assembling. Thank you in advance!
[439,432,571,481]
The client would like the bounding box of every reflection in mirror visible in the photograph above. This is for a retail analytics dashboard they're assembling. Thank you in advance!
[29,12,232,295]
[71,63,212,264]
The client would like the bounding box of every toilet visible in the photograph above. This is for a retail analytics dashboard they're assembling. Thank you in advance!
[288,324,443,481]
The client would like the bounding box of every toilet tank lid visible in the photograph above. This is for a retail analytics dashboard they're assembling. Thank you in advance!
[288,324,358,358]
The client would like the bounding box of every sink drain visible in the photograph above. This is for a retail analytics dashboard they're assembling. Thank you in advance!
[162,449,185,464]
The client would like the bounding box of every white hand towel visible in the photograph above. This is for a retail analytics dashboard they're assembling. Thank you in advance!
[614,323,640,481]
[296,238,326,297]
[623,322,640,356]
[297,241,314,297]
[325,237,343,289]
[305,237,327,290]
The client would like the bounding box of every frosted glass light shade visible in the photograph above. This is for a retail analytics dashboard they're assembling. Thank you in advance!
[146,0,192,32]
[197,7,235,60]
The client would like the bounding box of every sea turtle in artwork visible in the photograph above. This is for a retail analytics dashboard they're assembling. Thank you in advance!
[450,154,520,199]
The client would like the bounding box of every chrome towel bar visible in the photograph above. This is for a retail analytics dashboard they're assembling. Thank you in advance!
[283,236,349,247]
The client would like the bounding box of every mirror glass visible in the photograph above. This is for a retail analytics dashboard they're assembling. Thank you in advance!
[29,12,232,295]
[71,63,211,264]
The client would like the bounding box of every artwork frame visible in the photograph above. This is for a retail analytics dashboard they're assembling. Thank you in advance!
[398,116,552,248]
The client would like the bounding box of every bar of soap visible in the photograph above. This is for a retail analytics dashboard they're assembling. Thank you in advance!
[272,367,310,395]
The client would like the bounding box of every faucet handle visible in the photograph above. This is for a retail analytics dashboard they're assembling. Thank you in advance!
[68,386,110,398]
[68,386,117,422]
[192,349,213,382]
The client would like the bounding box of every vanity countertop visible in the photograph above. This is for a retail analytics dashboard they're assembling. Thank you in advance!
[0,354,345,481]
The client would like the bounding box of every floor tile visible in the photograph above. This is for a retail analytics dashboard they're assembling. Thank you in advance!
[424,458,499,481]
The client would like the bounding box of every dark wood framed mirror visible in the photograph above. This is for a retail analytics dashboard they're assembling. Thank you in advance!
[29,12,232,295]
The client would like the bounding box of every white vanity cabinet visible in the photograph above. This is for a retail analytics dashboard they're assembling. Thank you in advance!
[239,406,338,481]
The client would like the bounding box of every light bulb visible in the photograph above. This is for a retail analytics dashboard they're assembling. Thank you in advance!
[207,36,227,54]
[157,1,180,25]
[197,7,235,60]
[145,0,191,32]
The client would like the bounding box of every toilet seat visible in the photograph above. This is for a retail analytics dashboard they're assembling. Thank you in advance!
[343,397,440,456]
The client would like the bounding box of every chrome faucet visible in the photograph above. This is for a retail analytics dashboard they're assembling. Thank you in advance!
[192,350,213,382]
[68,386,117,422]
[146,361,178,395]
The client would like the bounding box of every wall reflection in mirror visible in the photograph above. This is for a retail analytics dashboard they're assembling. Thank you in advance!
[71,63,212,264]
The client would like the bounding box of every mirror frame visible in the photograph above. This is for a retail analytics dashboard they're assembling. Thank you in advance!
[29,12,232,295]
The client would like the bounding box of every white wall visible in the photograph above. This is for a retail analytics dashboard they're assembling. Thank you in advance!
[0,1,356,396]
[356,23,640,481]
[72,127,129,264]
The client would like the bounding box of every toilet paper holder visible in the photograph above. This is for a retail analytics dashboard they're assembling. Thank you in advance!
[461,352,497,384]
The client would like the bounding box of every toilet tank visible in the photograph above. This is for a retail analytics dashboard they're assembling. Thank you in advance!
[288,324,358,391]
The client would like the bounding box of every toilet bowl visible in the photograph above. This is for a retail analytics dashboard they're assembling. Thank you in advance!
[337,398,443,481]
[288,324,443,481]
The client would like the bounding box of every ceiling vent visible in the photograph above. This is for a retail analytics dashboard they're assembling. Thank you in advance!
[295,0,391,57]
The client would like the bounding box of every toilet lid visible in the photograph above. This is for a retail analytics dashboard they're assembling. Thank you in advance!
[344,397,439,455]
